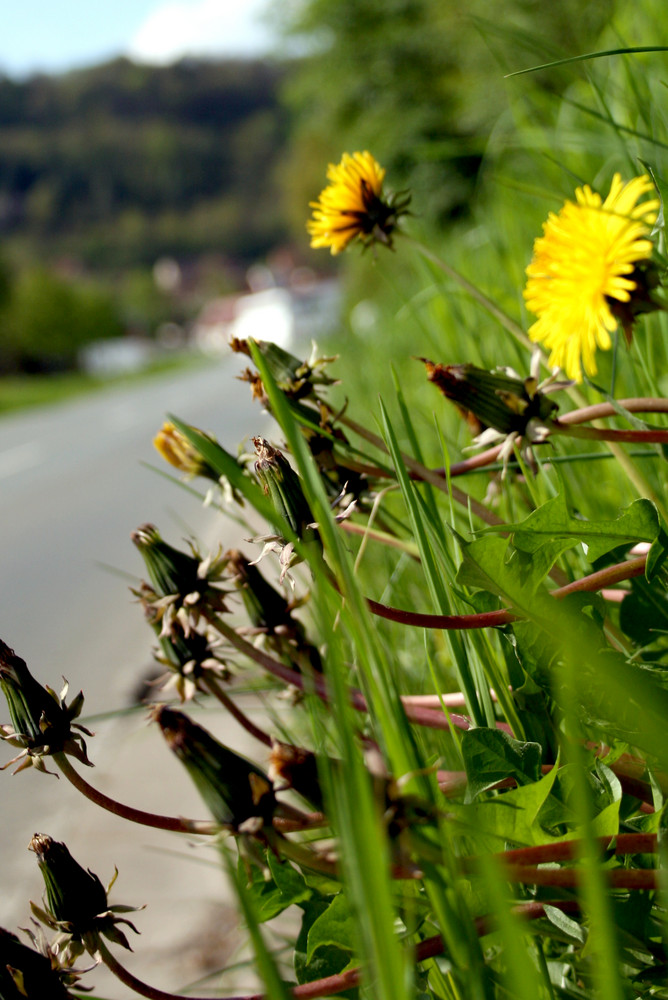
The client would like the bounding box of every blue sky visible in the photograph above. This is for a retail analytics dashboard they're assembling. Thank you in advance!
[1,0,277,78]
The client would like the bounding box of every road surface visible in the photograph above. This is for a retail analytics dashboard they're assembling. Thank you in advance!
[0,355,275,995]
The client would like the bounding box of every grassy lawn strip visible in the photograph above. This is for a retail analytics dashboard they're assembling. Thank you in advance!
[0,353,207,417]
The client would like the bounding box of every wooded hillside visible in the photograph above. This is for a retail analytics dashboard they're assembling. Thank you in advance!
[0,57,292,267]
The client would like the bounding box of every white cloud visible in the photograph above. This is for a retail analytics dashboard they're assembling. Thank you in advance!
[127,0,274,64]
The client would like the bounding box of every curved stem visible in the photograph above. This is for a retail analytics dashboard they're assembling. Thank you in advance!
[366,598,515,630]
[338,414,505,527]
[203,676,273,748]
[550,421,668,444]
[559,398,668,425]
[551,555,646,596]
[54,752,218,834]
[495,832,656,868]
[97,937,219,1000]
[503,866,659,890]
[207,612,476,731]
[365,554,646,631]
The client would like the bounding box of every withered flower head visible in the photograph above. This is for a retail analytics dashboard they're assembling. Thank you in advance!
[226,550,324,676]
[423,358,562,471]
[153,705,276,831]
[226,549,295,633]
[423,360,559,437]
[253,439,316,539]
[0,642,93,774]
[153,421,218,479]
[0,926,80,999]
[231,338,338,404]
[29,834,141,963]
[131,524,228,639]
[250,439,320,584]
[268,740,323,810]
[151,626,229,703]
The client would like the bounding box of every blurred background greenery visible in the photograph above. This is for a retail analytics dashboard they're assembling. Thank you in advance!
[0,0,630,384]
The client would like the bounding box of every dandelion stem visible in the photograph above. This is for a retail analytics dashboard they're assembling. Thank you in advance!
[96,937,219,1000]
[559,397,668,424]
[202,676,273,748]
[501,866,660,890]
[550,421,668,443]
[366,554,646,630]
[494,832,656,867]
[53,752,218,834]
[338,414,506,527]
[206,613,476,732]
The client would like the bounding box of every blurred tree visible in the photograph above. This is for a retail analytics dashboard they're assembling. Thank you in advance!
[0,268,123,373]
[278,0,615,238]
[0,57,292,267]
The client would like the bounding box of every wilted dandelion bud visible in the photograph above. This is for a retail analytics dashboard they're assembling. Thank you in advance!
[29,834,141,960]
[153,421,218,479]
[0,927,77,999]
[269,741,324,810]
[153,705,276,831]
[423,360,559,439]
[251,438,322,585]
[131,524,228,638]
[253,438,318,541]
[226,549,295,633]
[0,641,93,774]
[227,550,323,676]
[153,626,229,703]
[231,338,338,403]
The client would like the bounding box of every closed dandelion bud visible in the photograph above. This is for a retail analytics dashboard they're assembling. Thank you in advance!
[269,741,324,810]
[253,438,317,542]
[132,525,228,638]
[231,338,338,402]
[153,705,275,829]
[422,360,558,437]
[29,835,141,958]
[131,524,202,598]
[0,642,93,773]
[30,834,108,929]
[0,928,75,1000]
[153,626,227,703]
[226,549,294,632]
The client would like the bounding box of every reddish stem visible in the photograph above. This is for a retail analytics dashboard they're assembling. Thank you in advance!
[366,554,647,631]
[558,398,668,425]
[209,612,488,732]
[503,866,659,889]
[54,752,218,834]
[495,832,656,867]
[551,422,668,443]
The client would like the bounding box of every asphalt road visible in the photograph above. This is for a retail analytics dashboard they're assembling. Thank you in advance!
[0,355,270,707]
[0,355,273,995]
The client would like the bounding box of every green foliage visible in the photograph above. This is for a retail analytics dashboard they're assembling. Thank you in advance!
[4,6,668,1000]
[281,0,614,238]
[0,57,291,267]
[0,266,122,372]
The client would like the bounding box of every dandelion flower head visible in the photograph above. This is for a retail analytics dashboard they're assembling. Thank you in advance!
[524,173,659,381]
[307,151,407,255]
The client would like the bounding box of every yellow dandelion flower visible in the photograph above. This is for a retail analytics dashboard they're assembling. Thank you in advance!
[307,151,409,255]
[524,173,660,382]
